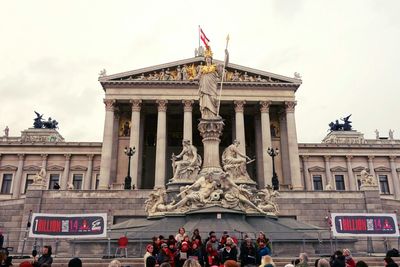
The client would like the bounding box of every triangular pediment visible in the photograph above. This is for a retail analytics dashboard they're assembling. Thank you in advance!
[47,165,64,171]
[70,165,88,171]
[23,165,41,172]
[353,166,369,172]
[330,166,348,172]
[99,57,301,89]
[374,166,391,172]
[93,166,100,171]
[308,166,325,172]
[0,165,18,171]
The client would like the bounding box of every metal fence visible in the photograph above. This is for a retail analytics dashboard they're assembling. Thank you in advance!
[1,228,399,258]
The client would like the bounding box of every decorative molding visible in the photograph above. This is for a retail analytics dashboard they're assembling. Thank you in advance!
[41,154,48,160]
[308,166,325,172]
[368,156,375,160]
[182,100,194,112]
[234,100,246,113]
[103,99,115,112]
[47,165,65,171]
[156,100,168,112]
[374,166,391,172]
[87,154,94,160]
[284,101,297,113]
[301,155,309,161]
[330,166,348,172]
[259,101,272,113]
[389,156,397,161]
[0,165,18,171]
[130,99,142,112]
[346,155,353,160]
[18,154,25,160]
[23,165,41,172]
[70,165,88,171]
[323,155,331,161]
[64,154,72,160]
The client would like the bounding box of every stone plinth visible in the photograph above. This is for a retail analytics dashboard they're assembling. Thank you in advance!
[21,128,64,143]
[322,130,365,144]
[27,184,47,190]
[197,118,224,176]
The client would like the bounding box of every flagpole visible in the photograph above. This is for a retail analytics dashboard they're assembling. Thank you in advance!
[198,25,200,50]
[217,34,230,116]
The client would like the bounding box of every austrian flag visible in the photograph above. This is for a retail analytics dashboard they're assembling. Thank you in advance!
[200,28,210,48]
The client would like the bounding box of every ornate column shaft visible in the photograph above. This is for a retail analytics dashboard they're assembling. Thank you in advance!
[12,154,24,199]
[279,112,291,185]
[130,99,142,188]
[154,100,167,188]
[41,154,48,170]
[346,156,356,191]
[324,156,332,188]
[84,154,94,190]
[285,101,302,190]
[99,99,116,189]
[260,101,273,187]
[62,154,71,190]
[234,101,246,154]
[254,115,264,187]
[302,156,311,190]
[183,100,194,142]
[110,111,120,183]
[390,156,400,200]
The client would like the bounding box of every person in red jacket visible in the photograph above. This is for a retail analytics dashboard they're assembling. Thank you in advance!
[343,248,356,267]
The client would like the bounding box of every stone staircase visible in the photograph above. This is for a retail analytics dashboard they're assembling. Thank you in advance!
[9,256,396,267]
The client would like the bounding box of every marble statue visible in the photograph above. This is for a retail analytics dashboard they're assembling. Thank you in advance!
[67,182,75,190]
[222,140,252,182]
[4,126,9,137]
[389,129,394,140]
[194,46,229,119]
[170,140,202,182]
[256,186,280,214]
[145,187,170,216]
[32,166,47,186]
[360,169,378,187]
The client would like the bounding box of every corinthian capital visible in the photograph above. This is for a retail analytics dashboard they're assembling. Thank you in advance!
[234,100,246,113]
[156,100,168,112]
[284,101,297,113]
[130,99,142,112]
[103,99,115,112]
[182,100,194,112]
[260,101,272,113]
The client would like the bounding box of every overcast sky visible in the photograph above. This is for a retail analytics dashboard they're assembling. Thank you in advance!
[1,0,399,143]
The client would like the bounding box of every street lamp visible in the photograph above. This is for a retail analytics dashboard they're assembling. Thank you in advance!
[267,147,279,191]
[124,146,135,190]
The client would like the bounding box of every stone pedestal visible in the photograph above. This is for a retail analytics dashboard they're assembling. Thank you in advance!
[28,183,47,190]
[21,128,64,143]
[197,118,224,177]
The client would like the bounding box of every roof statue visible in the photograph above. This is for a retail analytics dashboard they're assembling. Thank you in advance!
[328,114,352,131]
[33,111,59,129]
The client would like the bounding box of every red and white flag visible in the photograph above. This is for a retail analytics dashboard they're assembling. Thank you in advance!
[199,27,210,48]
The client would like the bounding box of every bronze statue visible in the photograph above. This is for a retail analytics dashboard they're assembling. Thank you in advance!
[329,114,352,131]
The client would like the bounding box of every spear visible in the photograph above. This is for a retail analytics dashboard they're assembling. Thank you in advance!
[217,34,230,116]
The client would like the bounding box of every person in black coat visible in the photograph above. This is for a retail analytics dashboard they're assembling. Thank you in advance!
[220,237,238,264]
[240,238,257,266]
[33,245,53,267]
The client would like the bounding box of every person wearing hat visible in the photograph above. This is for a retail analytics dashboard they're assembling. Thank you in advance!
[157,243,171,265]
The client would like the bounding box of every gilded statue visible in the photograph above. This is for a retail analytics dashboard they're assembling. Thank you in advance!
[221,140,253,182]
[170,139,202,182]
[194,46,229,119]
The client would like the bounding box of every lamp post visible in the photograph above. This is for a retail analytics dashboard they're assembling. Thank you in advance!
[124,146,135,190]
[267,147,279,191]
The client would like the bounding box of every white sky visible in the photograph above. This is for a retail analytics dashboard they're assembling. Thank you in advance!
[1,0,399,143]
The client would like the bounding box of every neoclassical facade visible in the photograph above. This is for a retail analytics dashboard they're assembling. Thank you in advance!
[0,56,399,201]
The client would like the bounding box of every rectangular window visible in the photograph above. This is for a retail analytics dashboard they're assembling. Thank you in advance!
[356,175,361,190]
[73,174,83,190]
[49,174,60,190]
[313,175,323,191]
[379,175,390,194]
[95,174,100,190]
[335,175,345,191]
[24,174,35,194]
[1,174,13,194]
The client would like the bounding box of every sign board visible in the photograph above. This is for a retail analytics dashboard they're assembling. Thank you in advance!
[331,213,399,237]
[29,213,107,238]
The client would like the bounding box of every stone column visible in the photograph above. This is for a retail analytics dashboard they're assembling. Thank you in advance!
[324,156,332,189]
[254,115,264,187]
[154,100,167,188]
[302,156,311,190]
[285,101,302,190]
[41,154,48,170]
[234,101,246,154]
[260,101,273,187]
[62,154,71,190]
[389,156,400,200]
[84,154,94,190]
[130,99,142,188]
[99,99,116,189]
[368,156,375,177]
[182,100,194,142]
[110,111,120,184]
[279,112,291,185]
[12,154,24,199]
[346,156,356,191]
